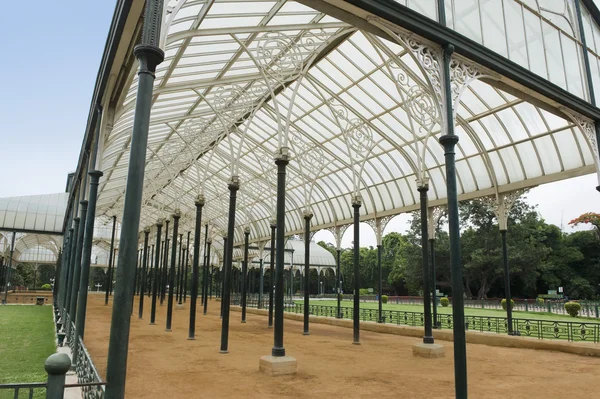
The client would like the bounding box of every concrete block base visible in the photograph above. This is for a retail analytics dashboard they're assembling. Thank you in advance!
[259,355,297,376]
[175,304,185,310]
[412,343,445,358]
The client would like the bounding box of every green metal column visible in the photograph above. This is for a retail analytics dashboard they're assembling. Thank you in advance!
[258,257,264,309]
[268,222,276,328]
[241,227,250,323]
[430,239,438,328]
[177,234,183,305]
[166,212,180,331]
[105,216,117,305]
[1,232,16,305]
[439,42,468,398]
[58,226,71,309]
[189,196,204,339]
[184,232,190,302]
[220,237,228,316]
[272,153,289,358]
[52,251,62,305]
[201,223,209,306]
[336,248,341,318]
[303,211,313,335]
[352,197,361,345]
[109,247,117,297]
[132,249,141,315]
[377,244,383,323]
[501,230,515,335]
[104,1,164,395]
[220,178,239,353]
[204,240,211,315]
[139,228,150,319]
[72,171,103,364]
[68,201,88,327]
[418,184,434,344]
[150,221,162,324]
[64,218,80,316]
[61,228,74,311]
[161,220,170,305]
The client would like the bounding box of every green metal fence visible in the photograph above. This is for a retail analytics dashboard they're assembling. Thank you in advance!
[237,298,600,343]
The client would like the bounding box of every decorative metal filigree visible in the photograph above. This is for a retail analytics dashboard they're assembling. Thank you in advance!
[211,83,266,125]
[448,57,485,108]
[365,215,394,245]
[481,190,525,231]
[289,131,325,182]
[253,30,330,83]
[427,206,446,239]
[326,224,350,250]
[180,117,219,151]
[562,110,600,170]
[327,98,375,163]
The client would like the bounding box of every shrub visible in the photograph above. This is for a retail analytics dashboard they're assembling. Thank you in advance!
[565,302,581,317]
[382,295,388,304]
[41,284,52,290]
[359,288,371,296]
[440,297,449,307]
[536,297,544,306]
[501,299,514,310]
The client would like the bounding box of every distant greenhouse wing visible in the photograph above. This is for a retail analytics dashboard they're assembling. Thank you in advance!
[0,193,68,234]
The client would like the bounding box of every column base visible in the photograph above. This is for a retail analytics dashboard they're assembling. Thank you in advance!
[242,320,247,323]
[412,343,445,358]
[303,331,310,336]
[508,331,521,336]
[176,304,185,310]
[187,337,195,340]
[259,355,297,376]
[165,329,172,332]
[220,350,229,354]
[352,341,361,345]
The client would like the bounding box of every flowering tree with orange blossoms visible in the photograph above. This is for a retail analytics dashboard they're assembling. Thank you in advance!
[569,212,600,240]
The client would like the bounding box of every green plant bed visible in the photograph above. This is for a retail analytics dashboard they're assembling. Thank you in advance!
[298,300,594,323]
[0,306,55,399]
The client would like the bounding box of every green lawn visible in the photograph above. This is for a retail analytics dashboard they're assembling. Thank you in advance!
[0,306,56,399]
[299,300,597,323]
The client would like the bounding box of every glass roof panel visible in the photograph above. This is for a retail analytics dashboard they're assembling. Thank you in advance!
[93,0,599,248]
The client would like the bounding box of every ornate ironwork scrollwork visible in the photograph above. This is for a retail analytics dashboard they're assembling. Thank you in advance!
[254,30,330,82]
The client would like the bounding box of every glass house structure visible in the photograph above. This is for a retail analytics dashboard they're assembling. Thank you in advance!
[14,0,600,398]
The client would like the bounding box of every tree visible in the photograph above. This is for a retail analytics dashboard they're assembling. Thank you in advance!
[458,198,548,299]
[11,263,36,289]
[569,212,600,240]
[37,264,56,287]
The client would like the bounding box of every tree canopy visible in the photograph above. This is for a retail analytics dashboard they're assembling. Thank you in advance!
[319,198,600,300]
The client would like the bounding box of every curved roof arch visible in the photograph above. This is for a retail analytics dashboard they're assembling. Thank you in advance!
[89,0,600,254]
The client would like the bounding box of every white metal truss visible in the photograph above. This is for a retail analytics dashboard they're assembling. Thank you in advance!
[91,0,600,253]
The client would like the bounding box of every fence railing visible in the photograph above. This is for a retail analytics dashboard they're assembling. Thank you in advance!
[0,382,47,398]
[56,303,106,398]
[75,337,105,399]
[236,299,600,343]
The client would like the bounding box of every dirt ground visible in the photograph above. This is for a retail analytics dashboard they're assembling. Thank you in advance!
[83,294,600,398]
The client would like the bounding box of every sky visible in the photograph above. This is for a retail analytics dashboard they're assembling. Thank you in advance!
[0,1,598,249]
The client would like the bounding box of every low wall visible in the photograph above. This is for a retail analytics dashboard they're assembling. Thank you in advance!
[231,306,600,358]
[6,292,53,305]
